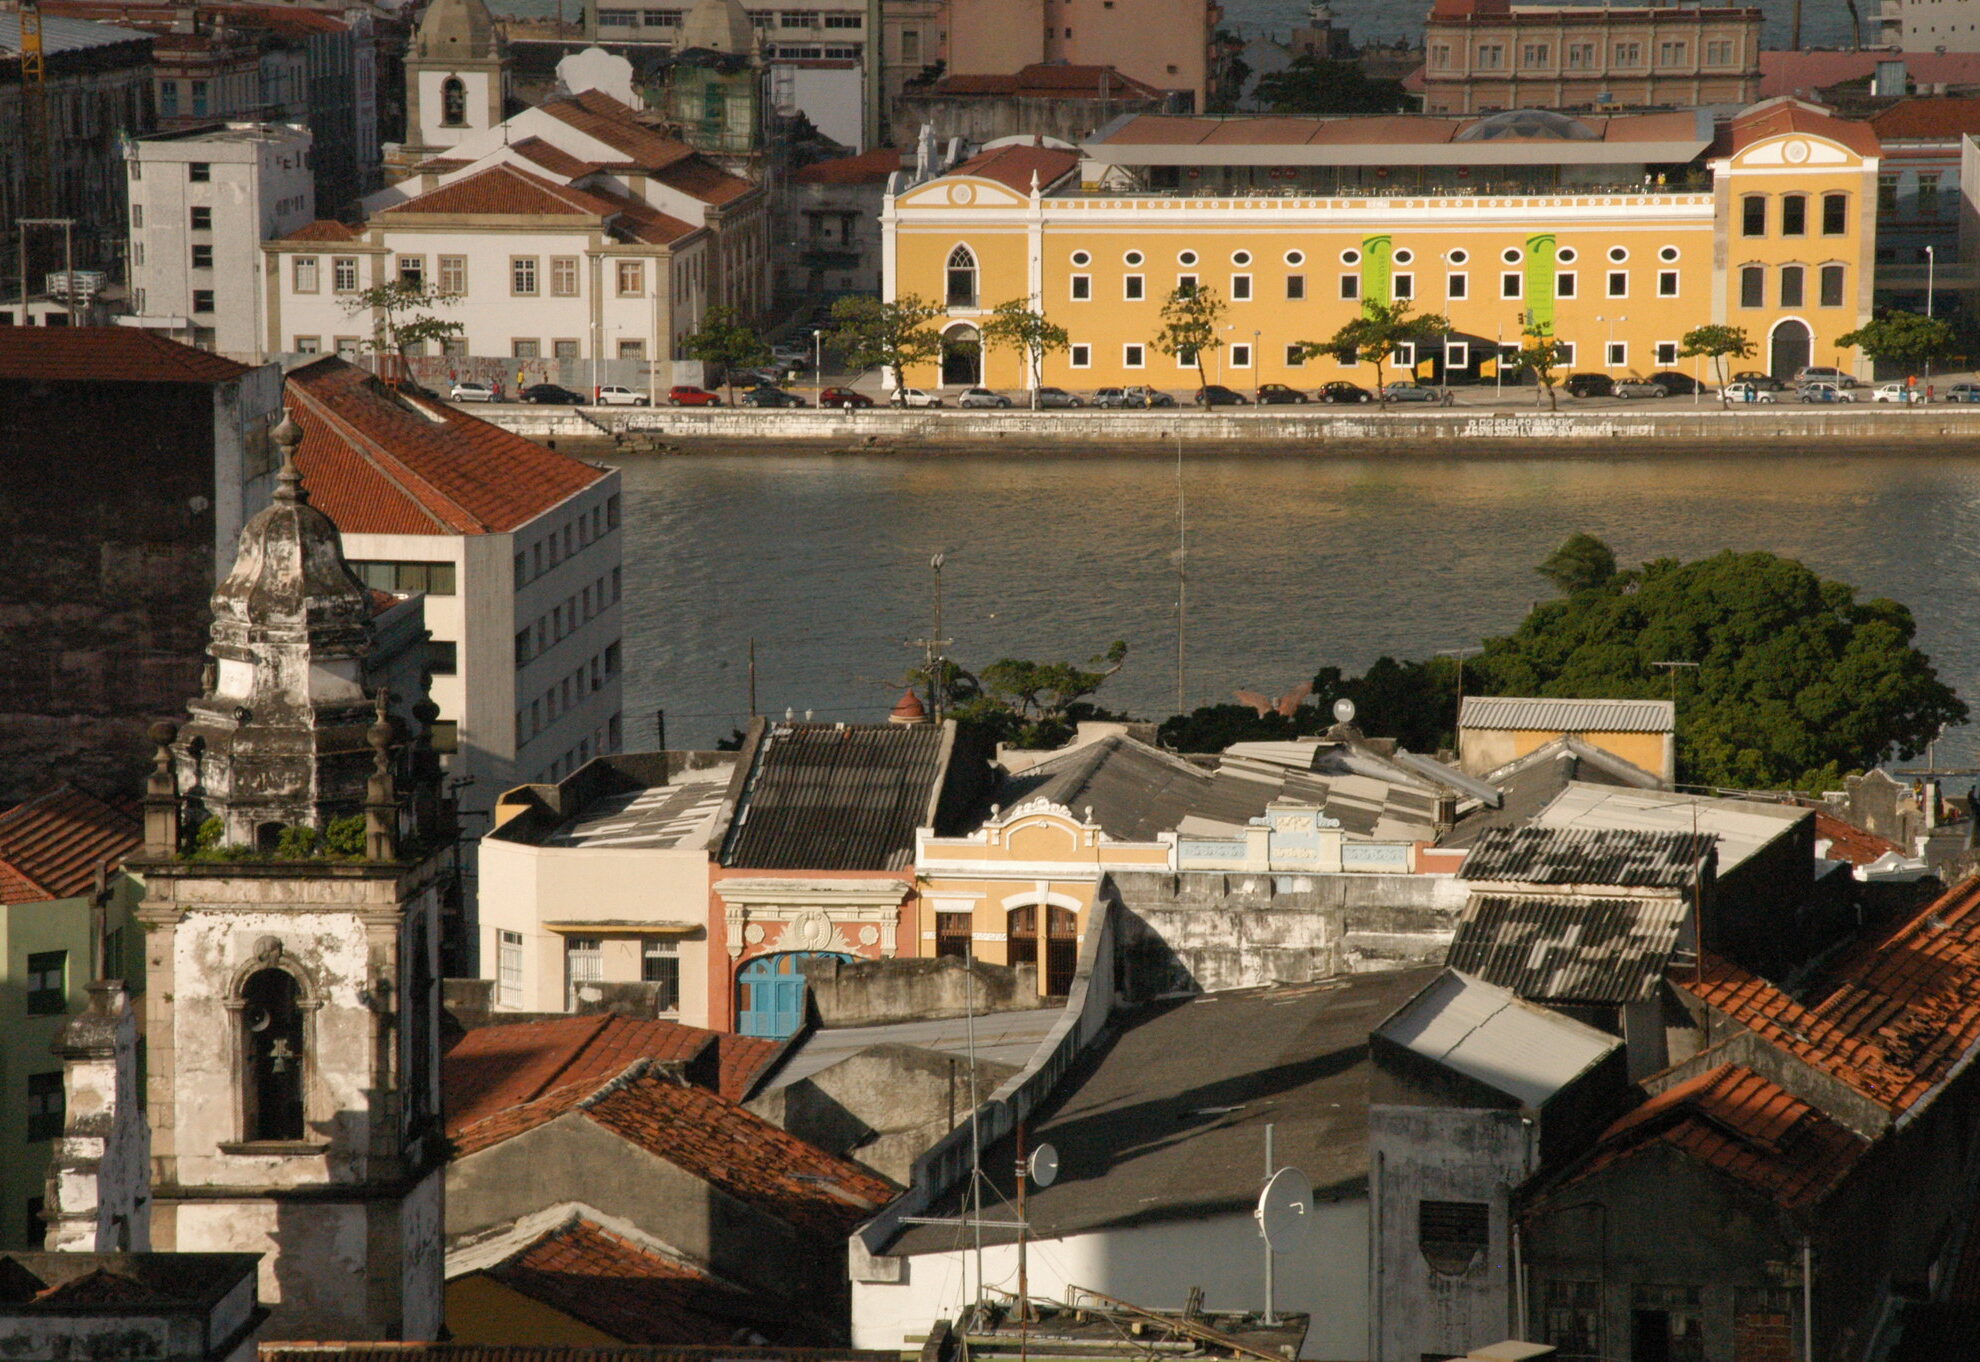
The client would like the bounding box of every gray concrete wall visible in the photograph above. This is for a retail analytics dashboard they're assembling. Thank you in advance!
[801,954,1039,1027]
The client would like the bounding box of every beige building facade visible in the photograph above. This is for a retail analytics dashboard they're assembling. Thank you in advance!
[945,0,1218,111]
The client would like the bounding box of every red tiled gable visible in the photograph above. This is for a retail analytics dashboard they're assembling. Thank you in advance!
[582,1072,894,1236]
[0,327,249,384]
[1869,96,1980,141]
[946,144,1080,195]
[281,219,362,242]
[485,1218,778,1345]
[1563,1065,1865,1209]
[383,164,623,218]
[0,785,142,905]
[1721,100,1881,157]
[793,148,903,185]
[444,1013,715,1136]
[507,135,603,179]
[540,90,703,171]
[1682,876,1980,1114]
[714,1032,780,1101]
[285,358,607,536]
[1814,811,1905,867]
[587,185,702,246]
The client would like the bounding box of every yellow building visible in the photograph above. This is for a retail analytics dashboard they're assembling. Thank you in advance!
[882,99,1879,391]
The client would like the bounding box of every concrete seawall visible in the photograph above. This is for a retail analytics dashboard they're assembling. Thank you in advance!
[477,404,1980,452]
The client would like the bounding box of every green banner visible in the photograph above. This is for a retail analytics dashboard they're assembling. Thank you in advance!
[1523,234,1557,334]
[1361,236,1393,308]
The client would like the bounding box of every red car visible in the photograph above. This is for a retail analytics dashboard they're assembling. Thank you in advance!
[667,385,723,406]
[820,387,875,409]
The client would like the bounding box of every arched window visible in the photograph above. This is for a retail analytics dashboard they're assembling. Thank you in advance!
[946,244,977,308]
[441,77,467,128]
[241,968,305,1141]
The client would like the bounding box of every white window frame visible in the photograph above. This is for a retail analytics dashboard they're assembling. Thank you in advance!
[1606,270,1629,298]
[1123,343,1145,368]
[1340,274,1360,301]
[1606,341,1627,368]
[1070,343,1091,368]
[1556,271,1577,299]
[497,930,524,1009]
[1124,274,1145,301]
[1500,272,1522,299]
[1231,273,1252,301]
[1446,272,1468,300]
[1393,273,1415,300]
[1654,341,1679,366]
[1446,342,1469,370]
[1071,274,1091,301]
[1229,343,1252,368]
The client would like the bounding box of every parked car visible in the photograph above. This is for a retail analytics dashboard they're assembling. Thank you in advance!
[1731,371,1788,392]
[1035,386,1085,408]
[741,386,808,407]
[1093,387,1141,408]
[1721,382,1778,404]
[664,385,720,407]
[820,386,874,409]
[731,367,793,390]
[595,385,653,406]
[1563,372,1614,398]
[1793,365,1861,389]
[958,387,1013,408]
[1872,382,1927,404]
[1317,381,1374,405]
[520,382,586,406]
[1195,384,1250,406]
[1649,371,1710,396]
[892,387,945,408]
[1945,382,1980,404]
[1797,382,1853,403]
[1613,378,1669,399]
[770,342,812,365]
[448,381,496,403]
[1126,385,1176,408]
[1254,383,1309,405]
[1380,382,1452,404]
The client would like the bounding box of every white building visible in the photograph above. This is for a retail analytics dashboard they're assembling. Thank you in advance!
[125,123,315,358]
[285,356,624,827]
[265,89,766,372]
[1880,0,1980,51]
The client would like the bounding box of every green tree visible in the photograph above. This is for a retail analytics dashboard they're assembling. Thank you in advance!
[1537,532,1617,595]
[1471,538,1966,789]
[827,293,944,397]
[344,279,463,369]
[1514,319,1572,411]
[1678,324,1755,400]
[1158,656,1461,754]
[945,642,1130,748]
[980,299,1070,409]
[1254,55,1410,114]
[1153,283,1228,397]
[680,305,770,402]
[1837,311,1956,377]
[1300,299,1451,405]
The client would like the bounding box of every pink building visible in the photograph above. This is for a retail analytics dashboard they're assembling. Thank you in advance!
[945,0,1219,112]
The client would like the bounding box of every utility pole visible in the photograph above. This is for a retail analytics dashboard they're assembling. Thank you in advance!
[1174,429,1187,715]
[903,554,952,720]
[1652,659,1699,706]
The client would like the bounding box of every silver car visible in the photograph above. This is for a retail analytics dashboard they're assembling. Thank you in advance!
[958,387,1013,408]
[1613,379,1669,399]
[1034,387,1085,408]
[1381,384,1453,404]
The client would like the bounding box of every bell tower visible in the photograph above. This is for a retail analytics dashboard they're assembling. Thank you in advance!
[134,416,448,1341]
[392,0,507,179]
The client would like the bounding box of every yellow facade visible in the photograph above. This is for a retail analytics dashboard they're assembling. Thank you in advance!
[913,799,1171,996]
[886,119,1877,391]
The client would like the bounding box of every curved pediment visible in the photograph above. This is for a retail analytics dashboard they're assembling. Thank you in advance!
[1730,133,1863,171]
[896,175,1030,210]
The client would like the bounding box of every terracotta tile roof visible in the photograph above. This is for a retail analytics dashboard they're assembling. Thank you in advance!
[1561,1065,1866,1209]
[947,144,1079,195]
[540,90,701,171]
[793,148,903,186]
[1682,876,1980,1115]
[936,63,1160,100]
[383,163,624,218]
[445,1014,716,1135]
[507,135,603,179]
[0,327,250,384]
[280,219,363,243]
[1814,811,1905,866]
[587,185,702,246]
[1720,99,1881,157]
[1760,50,1980,100]
[650,155,755,207]
[0,785,142,905]
[285,357,607,536]
[1869,96,1980,141]
[482,1218,782,1345]
[714,1033,780,1101]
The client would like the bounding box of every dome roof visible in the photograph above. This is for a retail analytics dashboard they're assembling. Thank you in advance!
[414,0,502,61]
[678,0,754,55]
[211,417,371,641]
[1454,109,1599,142]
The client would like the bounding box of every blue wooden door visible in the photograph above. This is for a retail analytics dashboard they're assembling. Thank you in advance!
[736,951,850,1037]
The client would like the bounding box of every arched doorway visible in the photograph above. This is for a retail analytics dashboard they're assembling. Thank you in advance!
[736,950,851,1037]
[1769,318,1812,381]
[941,325,980,386]
[1006,905,1079,996]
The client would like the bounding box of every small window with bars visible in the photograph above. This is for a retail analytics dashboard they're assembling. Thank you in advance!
[643,939,681,1012]
[27,951,66,1015]
[935,911,973,959]
[497,930,524,1009]
[1418,1199,1489,1275]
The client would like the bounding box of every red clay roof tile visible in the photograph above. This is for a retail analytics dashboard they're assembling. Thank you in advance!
[538,90,702,173]
[1813,811,1906,866]
[384,163,624,218]
[0,327,251,384]
[281,219,363,243]
[946,144,1079,195]
[0,785,142,905]
[793,148,903,185]
[444,1014,715,1135]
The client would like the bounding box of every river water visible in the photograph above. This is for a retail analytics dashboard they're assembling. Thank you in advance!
[618,451,1980,762]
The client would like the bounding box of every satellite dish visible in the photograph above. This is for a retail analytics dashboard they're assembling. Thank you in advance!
[1256,1167,1313,1248]
[1027,1142,1060,1188]
[1332,697,1357,725]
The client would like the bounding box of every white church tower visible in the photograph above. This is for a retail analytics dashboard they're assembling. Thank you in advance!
[392,0,508,179]
[133,417,449,1341]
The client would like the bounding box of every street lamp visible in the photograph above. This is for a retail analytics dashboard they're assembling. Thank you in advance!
[1927,245,1937,319]
[813,328,823,405]
[1253,328,1261,385]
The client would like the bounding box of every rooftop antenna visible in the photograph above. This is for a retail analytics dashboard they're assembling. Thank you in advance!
[904,553,953,722]
[1254,1124,1313,1326]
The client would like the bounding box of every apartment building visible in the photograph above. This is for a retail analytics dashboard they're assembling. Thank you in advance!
[884,99,1879,390]
[1421,0,1761,115]
[126,122,314,357]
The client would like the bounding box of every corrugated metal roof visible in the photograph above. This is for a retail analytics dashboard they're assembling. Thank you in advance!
[0,13,152,54]
[1376,969,1619,1106]
[720,721,951,871]
[1536,782,1808,876]
[1458,824,1713,888]
[1460,696,1675,734]
[1448,893,1690,1004]
[1001,735,1217,841]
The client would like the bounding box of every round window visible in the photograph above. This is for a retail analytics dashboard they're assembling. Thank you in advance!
[1285,249,1305,266]
[1659,245,1680,263]
[1394,248,1415,265]
[1448,249,1469,265]
[1071,250,1092,267]
[1179,250,1199,266]
[1502,247,1523,264]
[1342,248,1362,265]
[1608,246,1629,263]
[1125,250,1144,266]
[1233,250,1252,266]
[1556,246,1578,264]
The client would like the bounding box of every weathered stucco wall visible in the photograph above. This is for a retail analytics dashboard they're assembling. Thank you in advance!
[803,954,1040,1026]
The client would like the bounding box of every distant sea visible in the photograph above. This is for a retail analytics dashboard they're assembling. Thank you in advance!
[486,0,1868,50]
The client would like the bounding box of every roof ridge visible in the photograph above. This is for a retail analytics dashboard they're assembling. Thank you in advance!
[289,369,497,534]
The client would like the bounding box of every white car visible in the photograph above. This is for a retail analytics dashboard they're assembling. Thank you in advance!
[594,385,650,406]
[1872,382,1927,404]
[771,344,812,366]
[891,387,945,408]
[449,381,496,403]
[1721,382,1777,404]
